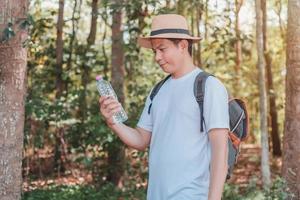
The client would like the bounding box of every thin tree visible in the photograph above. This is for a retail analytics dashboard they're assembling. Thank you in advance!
[234,0,243,90]
[204,0,209,40]
[56,0,65,97]
[53,0,68,175]
[107,0,126,186]
[255,0,271,188]
[196,1,203,67]
[79,0,99,122]
[282,0,300,198]
[0,0,28,199]
[261,0,281,156]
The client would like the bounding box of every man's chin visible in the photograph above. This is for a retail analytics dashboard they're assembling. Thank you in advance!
[160,64,171,73]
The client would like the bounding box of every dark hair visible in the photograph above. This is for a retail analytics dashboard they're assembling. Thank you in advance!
[167,38,193,56]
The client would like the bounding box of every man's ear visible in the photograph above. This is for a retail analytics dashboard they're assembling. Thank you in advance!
[179,39,189,52]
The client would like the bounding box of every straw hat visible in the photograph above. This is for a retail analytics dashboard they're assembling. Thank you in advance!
[138,14,201,49]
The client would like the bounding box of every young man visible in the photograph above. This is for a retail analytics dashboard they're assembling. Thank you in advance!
[99,14,229,200]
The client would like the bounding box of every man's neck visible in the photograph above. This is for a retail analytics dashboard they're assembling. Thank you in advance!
[171,58,197,79]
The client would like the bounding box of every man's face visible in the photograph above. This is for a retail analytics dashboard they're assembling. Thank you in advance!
[151,38,183,73]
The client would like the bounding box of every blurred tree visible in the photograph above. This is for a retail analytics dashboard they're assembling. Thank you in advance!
[195,1,203,67]
[87,0,99,45]
[204,0,209,40]
[0,0,28,199]
[234,0,243,89]
[261,0,281,157]
[54,0,68,175]
[66,0,81,85]
[255,0,271,188]
[55,0,65,98]
[79,0,99,122]
[282,0,300,198]
[107,0,126,187]
[274,0,286,41]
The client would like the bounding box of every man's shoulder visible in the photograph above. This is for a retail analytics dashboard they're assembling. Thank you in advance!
[205,76,227,93]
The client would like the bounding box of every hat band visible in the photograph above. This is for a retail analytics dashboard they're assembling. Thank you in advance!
[150,28,190,36]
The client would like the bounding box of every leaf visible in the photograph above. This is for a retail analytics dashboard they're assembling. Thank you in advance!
[2,24,15,42]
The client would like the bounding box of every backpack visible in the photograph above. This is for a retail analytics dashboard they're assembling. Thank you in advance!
[147,71,249,180]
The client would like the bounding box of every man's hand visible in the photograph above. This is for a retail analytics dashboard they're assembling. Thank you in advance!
[99,96,121,126]
[98,96,151,151]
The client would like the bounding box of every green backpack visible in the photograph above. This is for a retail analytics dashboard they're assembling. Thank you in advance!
[147,71,249,179]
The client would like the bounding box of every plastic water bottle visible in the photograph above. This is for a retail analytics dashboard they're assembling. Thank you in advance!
[96,75,128,124]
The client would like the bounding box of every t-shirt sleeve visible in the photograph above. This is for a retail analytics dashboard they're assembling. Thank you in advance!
[203,76,230,133]
[137,91,153,133]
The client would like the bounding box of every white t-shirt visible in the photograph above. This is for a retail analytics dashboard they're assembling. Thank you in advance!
[137,68,229,200]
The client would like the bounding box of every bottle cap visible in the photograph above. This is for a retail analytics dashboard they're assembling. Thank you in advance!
[96,75,102,81]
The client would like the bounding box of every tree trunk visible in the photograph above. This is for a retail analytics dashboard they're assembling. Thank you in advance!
[274,0,285,41]
[53,0,68,174]
[79,0,98,123]
[234,0,243,91]
[107,0,126,187]
[0,0,28,199]
[191,9,195,64]
[204,0,209,40]
[87,0,98,45]
[196,4,202,67]
[261,0,282,157]
[282,0,300,198]
[66,0,81,72]
[56,0,65,98]
[255,0,271,188]
[176,0,185,16]
[166,0,171,8]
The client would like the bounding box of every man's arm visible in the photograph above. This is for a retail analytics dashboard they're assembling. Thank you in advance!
[208,128,228,200]
[108,123,151,151]
[99,96,151,151]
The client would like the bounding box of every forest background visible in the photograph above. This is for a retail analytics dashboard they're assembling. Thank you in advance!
[1,0,300,199]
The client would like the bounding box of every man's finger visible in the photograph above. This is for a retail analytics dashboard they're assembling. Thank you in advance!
[103,98,118,107]
[107,102,121,110]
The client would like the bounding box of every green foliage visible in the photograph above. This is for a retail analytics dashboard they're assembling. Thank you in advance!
[263,177,291,200]
[222,177,290,200]
[22,177,291,200]
[1,15,34,43]
[1,22,15,42]
[22,184,146,200]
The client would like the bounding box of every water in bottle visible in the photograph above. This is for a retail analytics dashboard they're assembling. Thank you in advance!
[96,75,128,124]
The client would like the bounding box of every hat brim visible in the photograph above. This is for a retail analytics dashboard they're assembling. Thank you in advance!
[138,34,201,49]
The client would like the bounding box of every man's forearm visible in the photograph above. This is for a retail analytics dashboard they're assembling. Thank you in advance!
[208,149,228,200]
[108,123,149,151]
[208,129,229,200]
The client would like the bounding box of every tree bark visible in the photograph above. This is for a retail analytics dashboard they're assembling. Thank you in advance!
[282,0,300,198]
[87,0,98,45]
[204,0,209,40]
[166,0,171,8]
[79,0,99,123]
[0,0,28,199]
[234,0,243,91]
[55,0,65,97]
[274,0,285,41]
[107,0,126,186]
[255,0,271,188]
[261,0,282,157]
[196,3,202,67]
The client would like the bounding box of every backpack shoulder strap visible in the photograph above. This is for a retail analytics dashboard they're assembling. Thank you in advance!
[194,71,213,132]
[148,74,172,114]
